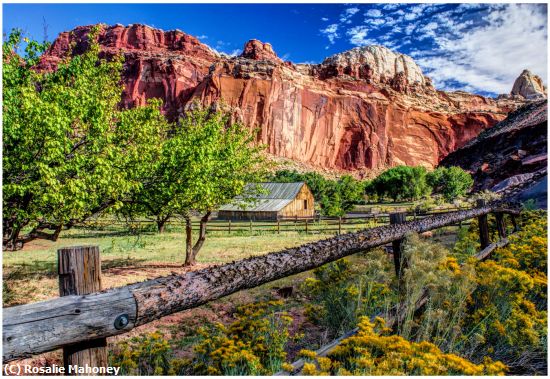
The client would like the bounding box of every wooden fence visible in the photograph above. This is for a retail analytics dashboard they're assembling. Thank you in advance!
[2,200,520,372]
[75,206,472,236]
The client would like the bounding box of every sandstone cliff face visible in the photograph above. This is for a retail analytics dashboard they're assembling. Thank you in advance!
[39,24,523,174]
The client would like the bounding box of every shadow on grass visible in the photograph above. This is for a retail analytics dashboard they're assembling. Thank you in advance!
[4,256,149,282]
[67,228,159,239]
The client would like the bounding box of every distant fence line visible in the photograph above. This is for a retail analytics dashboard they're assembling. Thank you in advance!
[74,206,473,235]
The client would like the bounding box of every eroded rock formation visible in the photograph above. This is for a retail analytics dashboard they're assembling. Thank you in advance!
[38,23,526,174]
[511,69,547,99]
[440,100,547,206]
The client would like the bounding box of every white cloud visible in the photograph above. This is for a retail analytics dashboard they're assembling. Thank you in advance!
[344,7,359,16]
[340,7,360,24]
[347,25,376,46]
[320,23,339,44]
[370,18,386,27]
[196,35,208,40]
[321,17,329,21]
[366,9,382,18]
[417,4,548,94]
[417,21,438,40]
[404,22,417,35]
[383,4,399,11]
[229,49,242,57]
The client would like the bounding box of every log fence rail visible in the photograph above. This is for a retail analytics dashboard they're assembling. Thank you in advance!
[3,202,520,371]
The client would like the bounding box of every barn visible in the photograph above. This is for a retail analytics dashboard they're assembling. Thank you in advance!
[217,182,315,220]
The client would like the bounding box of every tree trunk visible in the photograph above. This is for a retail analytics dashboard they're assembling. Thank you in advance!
[183,212,212,266]
[156,216,169,234]
[184,217,194,266]
[192,211,211,258]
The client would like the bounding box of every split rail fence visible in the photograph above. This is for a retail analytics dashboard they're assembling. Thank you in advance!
[2,200,520,374]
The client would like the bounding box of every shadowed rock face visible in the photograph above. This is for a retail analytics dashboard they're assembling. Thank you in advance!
[38,23,525,174]
[440,100,547,201]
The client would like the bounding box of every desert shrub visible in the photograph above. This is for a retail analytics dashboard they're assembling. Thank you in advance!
[109,332,177,375]
[294,317,506,375]
[460,212,547,370]
[302,251,394,337]
[190,300,292,375]
[398,234,477,352]
[468,190,502,203]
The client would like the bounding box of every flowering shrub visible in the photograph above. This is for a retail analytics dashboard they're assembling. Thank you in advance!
[296,317,506,375]
[462,212,547,368]
[190,300,292,375]
[109,332,176,375]
[302,250,394,337]
[399,234,477,351]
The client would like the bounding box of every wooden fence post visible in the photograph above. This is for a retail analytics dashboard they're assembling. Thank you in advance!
[476,199,490,249]
[277,219,280,234]
[510,214,519,232]
[390,212,407,278]
[495,213,507,239]
[58,246,107,375]
[228,219,231,235]
[338,217,342,235]
[249,219,253,233]
[305,219,308,234]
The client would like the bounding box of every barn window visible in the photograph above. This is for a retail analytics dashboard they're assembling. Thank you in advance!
[304,199,308,209]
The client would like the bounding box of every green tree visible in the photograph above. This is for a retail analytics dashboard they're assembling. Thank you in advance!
[2,28,166,250]
[371,166,431,202]
[427,166,474,201]
[122,105,268,266]
[270,170,364,217]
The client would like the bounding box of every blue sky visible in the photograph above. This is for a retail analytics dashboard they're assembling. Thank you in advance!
[3,3,548,96]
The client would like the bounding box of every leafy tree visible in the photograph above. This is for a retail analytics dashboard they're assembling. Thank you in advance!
[270,170,364,217]
[370,166,431,202]
[122,105,268,266]
[427,166,474,201]
[2,28,166,250]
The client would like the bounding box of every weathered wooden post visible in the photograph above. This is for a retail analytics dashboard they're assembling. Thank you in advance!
[277,219,280,234]
[510,214,519,232]
[228,219,232,235]
[495,213,507,239]
[476,199,490,249]
[338,217,342,235]
[305,219,308,234]
[249,219,253,233]
[390,212,407,278]
[58,246,107,375]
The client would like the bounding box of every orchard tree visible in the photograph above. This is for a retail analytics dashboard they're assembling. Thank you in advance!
[427,166,474,201]
[123,105,268,266]
[371,166,431,202]
[2,28,166,250]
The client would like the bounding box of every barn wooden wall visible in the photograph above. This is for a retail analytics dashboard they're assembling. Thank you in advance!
[279,185,315,218]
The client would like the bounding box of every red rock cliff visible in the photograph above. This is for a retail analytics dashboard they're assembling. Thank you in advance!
[39,24,523,174]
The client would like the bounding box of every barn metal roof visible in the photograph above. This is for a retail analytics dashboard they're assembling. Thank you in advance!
[218,182,305,212]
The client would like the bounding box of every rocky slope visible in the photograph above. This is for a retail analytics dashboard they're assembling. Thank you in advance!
[440,100,547,205]
[38,24,526,174]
